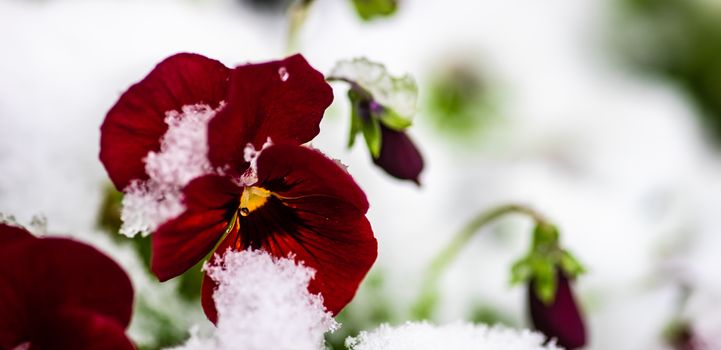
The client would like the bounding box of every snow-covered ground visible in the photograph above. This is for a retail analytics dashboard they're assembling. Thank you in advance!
[2,0,721,348]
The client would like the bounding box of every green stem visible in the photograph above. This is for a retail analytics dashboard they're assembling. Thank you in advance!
[411,204,547,320]
[286,0,316,54]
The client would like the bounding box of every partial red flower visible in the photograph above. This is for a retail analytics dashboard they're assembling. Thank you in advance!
[100,53,377,322]
[528,270,587,349]
[0,223,134,350]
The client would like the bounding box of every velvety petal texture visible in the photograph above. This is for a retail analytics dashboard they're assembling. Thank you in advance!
[207,54,333,171]
[152,175,240,281]
[100,53,230,190]
[528,271,587,349]
[373,124,424,184]
[0,224,134,350]
[200,145,377,322]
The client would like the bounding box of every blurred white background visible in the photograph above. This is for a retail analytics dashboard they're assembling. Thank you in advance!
[2,0,721,349]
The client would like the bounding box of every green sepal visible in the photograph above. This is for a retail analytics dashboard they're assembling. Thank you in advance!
[363,115,382,158]
[532,222,560,251]
[510,256,532,285]
[351,0,397,21]
[510,222,586,305]
[347,90,364,149]
[559,250,586,279]
[531,255,558,305]
[378,107,412,131]
[347,88,382,157]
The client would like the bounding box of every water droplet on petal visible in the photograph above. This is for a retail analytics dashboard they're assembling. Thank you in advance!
[278,66,289,82]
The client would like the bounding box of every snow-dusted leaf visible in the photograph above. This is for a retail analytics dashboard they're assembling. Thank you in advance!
[330,57,417,128]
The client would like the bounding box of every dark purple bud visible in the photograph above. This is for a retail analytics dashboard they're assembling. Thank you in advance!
[373,124,424,184]
[668,322,705,350]
[528,271,587,349]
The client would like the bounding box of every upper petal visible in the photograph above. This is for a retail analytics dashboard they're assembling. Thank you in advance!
[0,223,35,246]
[151,175,240,281]
[256,144,369,213]
[207,55,333,171]
[0,238,133,348]
[373,125,424,184]
[100,53,230,190]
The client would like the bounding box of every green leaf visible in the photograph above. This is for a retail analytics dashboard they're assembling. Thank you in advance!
[351,0,397,21]
[378,107,412,130]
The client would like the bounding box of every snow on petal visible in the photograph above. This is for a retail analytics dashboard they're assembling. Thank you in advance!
[169,249,337,350]
[233,137,274,187]
[330,57,417,120]
[120,104,220,237]
[345,321,562,350]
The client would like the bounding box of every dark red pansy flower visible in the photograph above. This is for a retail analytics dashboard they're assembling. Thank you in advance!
[528,270,587,349]
[0,223,134,350]
[100,53,377,322]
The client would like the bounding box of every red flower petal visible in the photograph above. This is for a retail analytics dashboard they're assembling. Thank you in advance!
[201,271,221,324]
[528,271,587,349]
[0,237,133,349]
[100,53,230,190]
[207,55,333,171]
[151,175,240,281]
[257,144,369,213]
[200,145,376,321]
[0,223,35,246]
[34,307,135,350]
[373,124,424,184]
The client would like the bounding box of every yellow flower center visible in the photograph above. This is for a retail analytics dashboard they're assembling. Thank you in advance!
[239,186,271,216]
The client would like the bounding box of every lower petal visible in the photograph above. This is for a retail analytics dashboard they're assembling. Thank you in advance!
[34,307,134,350]
[0,238,133,348]
[151,175,240,281]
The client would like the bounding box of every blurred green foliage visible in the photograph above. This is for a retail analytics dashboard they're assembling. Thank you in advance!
[325,270,395,350]
[97,185,203,349]
[615,0,721,143]
[351,0,397,21]
[468,303,516,327]
[426,62,498,143]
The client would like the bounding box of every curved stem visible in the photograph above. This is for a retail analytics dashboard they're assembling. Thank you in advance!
[411,204,547,319]
[286,0,316,54]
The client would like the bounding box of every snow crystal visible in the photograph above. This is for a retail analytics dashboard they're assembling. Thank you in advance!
[170,249,337,350]
[119,104,220,236]
[345,322,561,350]
[233,137,273,187]
[329,57,417,120]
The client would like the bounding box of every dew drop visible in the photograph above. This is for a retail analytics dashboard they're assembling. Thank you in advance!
[278,66,289,82]
[240,207,250,216]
